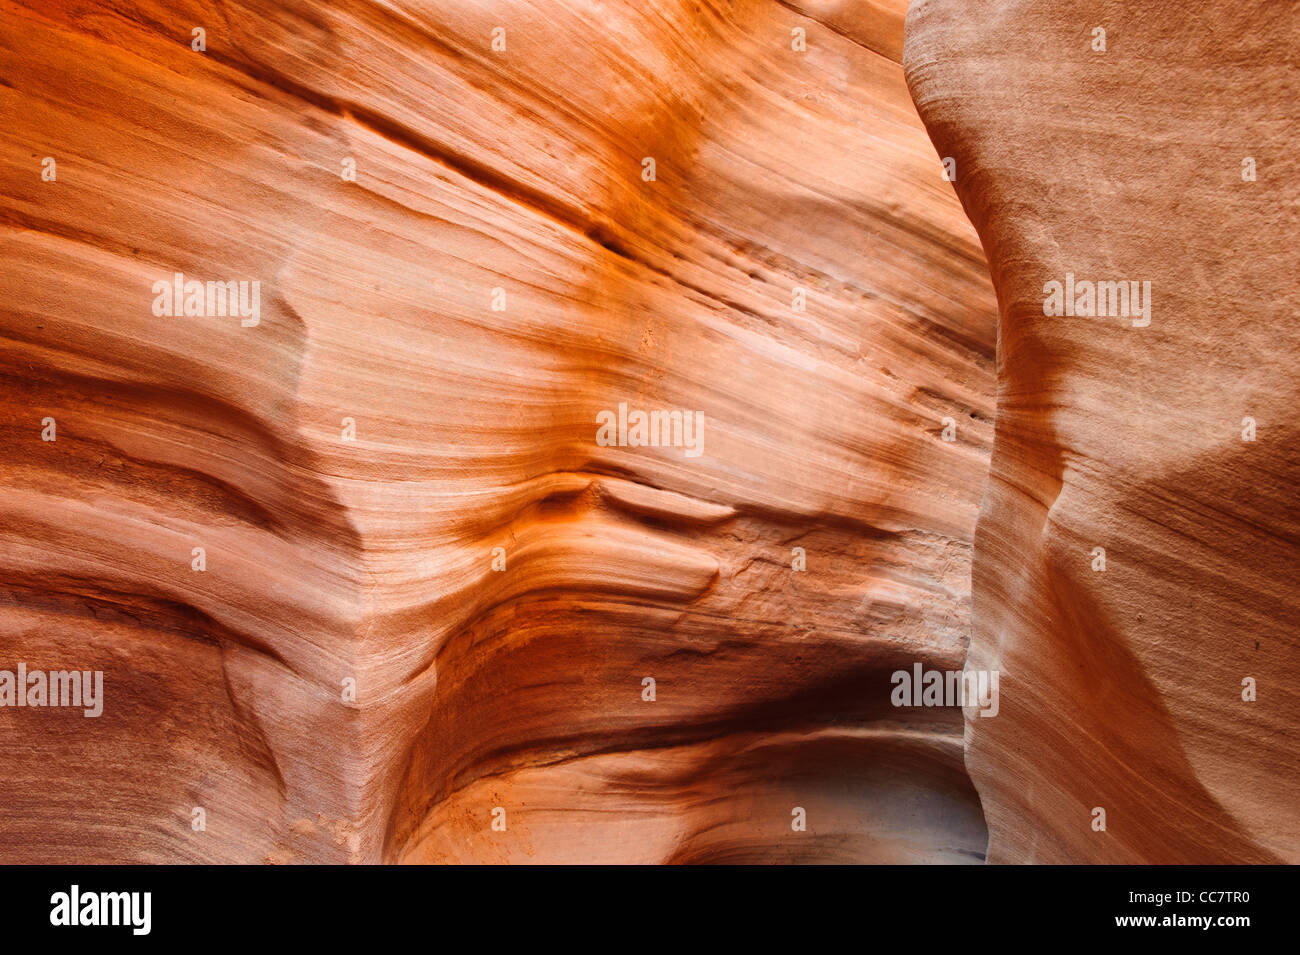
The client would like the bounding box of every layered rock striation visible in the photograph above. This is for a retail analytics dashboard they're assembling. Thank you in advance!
[1,0,995,862]
[906,0,1300,863]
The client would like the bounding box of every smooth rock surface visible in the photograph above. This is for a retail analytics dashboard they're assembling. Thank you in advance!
[1,0,995,862]
[906,0,1300,863]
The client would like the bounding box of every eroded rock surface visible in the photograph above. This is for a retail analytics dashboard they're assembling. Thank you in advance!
[906,0,1300,863]
[1,0,994,862]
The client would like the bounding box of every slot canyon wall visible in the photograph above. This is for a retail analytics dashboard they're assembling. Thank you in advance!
[906,0,1300,862]
[2,0,1294,865]
[0,0,996,863]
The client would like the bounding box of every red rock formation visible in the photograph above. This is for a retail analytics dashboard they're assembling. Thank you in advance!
[0,0,996,862]
[906,0,1300,863]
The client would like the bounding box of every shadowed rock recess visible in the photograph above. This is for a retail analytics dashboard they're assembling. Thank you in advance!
[1,0,995,863]
[906,0,1300,863]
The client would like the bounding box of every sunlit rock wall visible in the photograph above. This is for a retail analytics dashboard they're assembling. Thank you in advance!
[0,0,995,862]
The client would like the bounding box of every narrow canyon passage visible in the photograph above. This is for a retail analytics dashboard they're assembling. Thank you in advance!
[3,0,1296,873]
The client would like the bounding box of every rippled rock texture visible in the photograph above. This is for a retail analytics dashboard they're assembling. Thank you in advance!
[906,0,1300,863]
[0,0,996,862]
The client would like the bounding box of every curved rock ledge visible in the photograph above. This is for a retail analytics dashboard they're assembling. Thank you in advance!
[1,0,995,862]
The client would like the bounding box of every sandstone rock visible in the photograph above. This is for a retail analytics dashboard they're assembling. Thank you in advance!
[906,0,1300,863]
[0,0,995,862]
